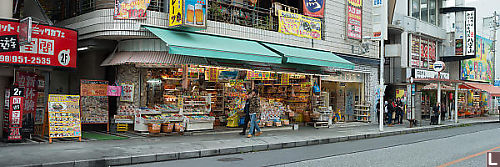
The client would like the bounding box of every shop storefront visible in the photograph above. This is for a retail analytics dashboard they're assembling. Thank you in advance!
[99,27,371,134]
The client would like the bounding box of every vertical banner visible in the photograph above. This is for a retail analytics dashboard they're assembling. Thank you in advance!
[120,84,135,102]
[410,35,420,68]
[169,0,183,26]
[303,0,325,18]
[15,72,37,133]
[347,0,363,40]
[48,95,81,139]
[465,10,476,56]
[8,96,24,140]
[114,0,151,19]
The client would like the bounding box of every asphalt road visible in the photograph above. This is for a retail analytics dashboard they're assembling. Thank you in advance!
[126,123,500,167]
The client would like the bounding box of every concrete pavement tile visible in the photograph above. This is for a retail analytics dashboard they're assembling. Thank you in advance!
[295,141,308,147]
[236,146,253,153]
[219,148,237,155]
[338,136,348,142]
[201,149,220,157]
[132,154,157,164]
[268,143,283,150]
[329,137,339,143]
[105,156,132,166]
[178,151,201,159]
[156,152,178,161]
[18,164,42,167]
[347,135,357,140]
[41,161,74,167]
[74,159,106,167]
[252,144,268,151]
[307,139,320,145]
[357,134,366,140]
[282,142,296,148]
[319,138,329,144]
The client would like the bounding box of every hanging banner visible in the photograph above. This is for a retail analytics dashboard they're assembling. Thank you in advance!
[347,0,362,40]
[0,19,77,68]
[120,84,135,102]
[169,0,183,26]
[208,68,219,82]
[280,73,290,85]
[114,0,151,19]
[278,10,322,40]
[8,96,23,140]
[48,94,81,138]
[460,35,494,83]
[465,11,476,56]
[183,0,207,28]
[303,0,325,18]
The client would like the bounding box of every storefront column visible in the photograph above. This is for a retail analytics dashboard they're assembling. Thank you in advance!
[454,84,459,123]
[437,81,441,124]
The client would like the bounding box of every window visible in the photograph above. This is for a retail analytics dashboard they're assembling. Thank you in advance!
[429,0,436,24]
[412,0,420,18]
[420,0,428,22]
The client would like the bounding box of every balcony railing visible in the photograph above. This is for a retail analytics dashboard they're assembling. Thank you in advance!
[207,0,276,31]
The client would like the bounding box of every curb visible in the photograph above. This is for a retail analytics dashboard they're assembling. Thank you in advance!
[18,120,499,167]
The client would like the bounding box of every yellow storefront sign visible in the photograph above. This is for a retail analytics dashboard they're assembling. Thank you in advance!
[278,10,322,40]
[169,0,183,26]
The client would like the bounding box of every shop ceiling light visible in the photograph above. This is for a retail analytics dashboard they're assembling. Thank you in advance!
[77,46,89,51]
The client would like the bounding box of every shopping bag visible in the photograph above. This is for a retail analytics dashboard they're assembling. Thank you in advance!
[107,85,122,96]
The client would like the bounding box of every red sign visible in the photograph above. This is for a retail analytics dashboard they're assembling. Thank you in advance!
[347,0,362,39]
[0,19,77,68]
[303,0,325,18]
[8,96,23,140]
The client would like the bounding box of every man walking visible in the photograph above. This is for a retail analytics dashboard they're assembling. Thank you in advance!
[240,91,254,135]
[247,89,262,138]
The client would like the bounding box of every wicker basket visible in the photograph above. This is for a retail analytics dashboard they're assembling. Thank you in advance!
[161,123,174,133]
[148,123,161,133]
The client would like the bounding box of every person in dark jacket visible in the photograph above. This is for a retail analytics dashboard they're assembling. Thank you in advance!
[431,103,440,125]
[240,91,255,135]
[247,89,262,138]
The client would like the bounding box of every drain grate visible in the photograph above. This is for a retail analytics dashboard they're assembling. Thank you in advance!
[217,157,244,162]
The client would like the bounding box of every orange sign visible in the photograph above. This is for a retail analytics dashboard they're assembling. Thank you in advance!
[80,80,108,96]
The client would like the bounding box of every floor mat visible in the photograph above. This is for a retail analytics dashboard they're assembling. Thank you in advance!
[82,131,128,140]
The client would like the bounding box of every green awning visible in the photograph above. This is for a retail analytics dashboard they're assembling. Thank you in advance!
[261,43,354,69]
[145,26,282,64]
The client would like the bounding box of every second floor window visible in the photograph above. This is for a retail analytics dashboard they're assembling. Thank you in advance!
[411,0,438,25]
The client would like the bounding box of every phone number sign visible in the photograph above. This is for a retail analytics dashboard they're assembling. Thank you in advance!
[0,19,77,68]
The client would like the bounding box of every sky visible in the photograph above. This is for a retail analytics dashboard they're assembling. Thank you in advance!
[465,0,500,80]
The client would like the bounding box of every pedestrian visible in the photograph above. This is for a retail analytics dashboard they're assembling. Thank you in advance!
[247,89,262,138]
[397,103,404,124]
[385,101,393,126]
[431,103,440,125]
[240,91,255,135]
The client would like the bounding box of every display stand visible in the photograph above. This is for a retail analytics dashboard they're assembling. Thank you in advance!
[182,95,214,131]
[311,92,332,128]
[80,80,110,132]
[354,102,370,122]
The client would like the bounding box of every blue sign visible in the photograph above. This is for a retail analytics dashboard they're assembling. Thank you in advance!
[374,0,382,6]
[495,80,500,86]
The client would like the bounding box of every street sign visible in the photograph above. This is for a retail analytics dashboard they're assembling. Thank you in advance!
[433,61,446,72]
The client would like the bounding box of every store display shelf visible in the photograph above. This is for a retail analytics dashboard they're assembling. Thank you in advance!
[354,109,370,111]
[162,78,182,80]
[183,104,207,106]
[164,89,180,91]
[355,115,370,117]
[114,119,134,124]
[183,112,208,115]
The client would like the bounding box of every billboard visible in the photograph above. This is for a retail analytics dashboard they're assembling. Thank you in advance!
[278,10,322,40]
[347,0,362,39]
[461,35,493,83]
[303,0,325,18]
[114,0,151,19]
[0,19,77,68]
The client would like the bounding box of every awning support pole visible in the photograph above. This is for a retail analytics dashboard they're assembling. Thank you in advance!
[455,84,459,123]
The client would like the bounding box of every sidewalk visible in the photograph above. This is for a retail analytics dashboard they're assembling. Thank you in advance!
[3,116,498,167]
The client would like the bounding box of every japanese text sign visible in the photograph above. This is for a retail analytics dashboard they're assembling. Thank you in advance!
[278,10,322,40]
[0,19,77,68]
[48,94,81,138]
[169,0,183,26]
[114,0,151,19]
[465,11,476,56]
[347,0,362,40]
[8,96,23,140]
[80,80,109,96]
[303,0,325,18]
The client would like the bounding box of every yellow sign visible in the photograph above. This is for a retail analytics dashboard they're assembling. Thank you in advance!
[278,10,322,40]
[48,94,81,139]
[169,0,183,26]
[396,89,405,99]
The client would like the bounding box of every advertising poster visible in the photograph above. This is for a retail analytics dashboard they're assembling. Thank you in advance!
[114,0,151,19]
[120,84,135,102]
[461,35,494,83]
[48,94,81,138]
[169,0,183,26]
[278,10,322,40]
[410,35,420,68]
[184,0,207,28]
[303,0,325,18]
[0,19,77,68]
[8,96,23,140]
[456,39,464,55]
[347,0,362,39]
[80,80,109,124]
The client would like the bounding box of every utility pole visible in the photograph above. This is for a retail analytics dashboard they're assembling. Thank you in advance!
[380,38,385,132]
